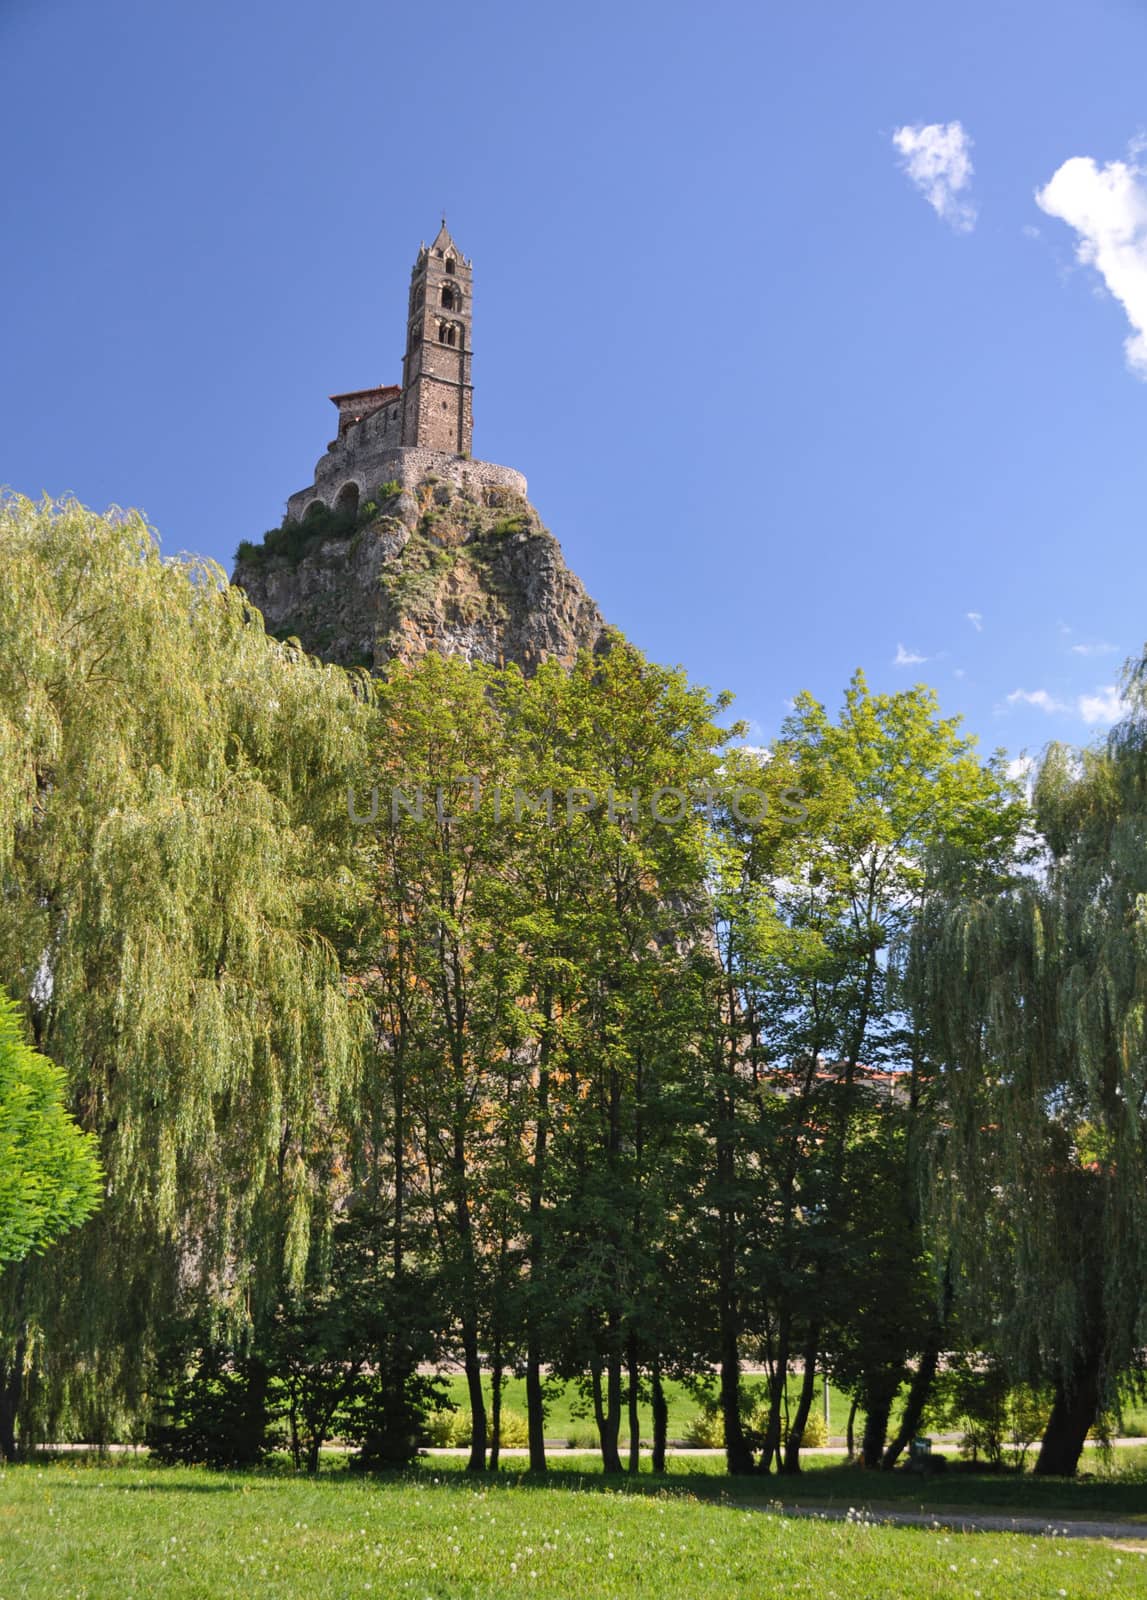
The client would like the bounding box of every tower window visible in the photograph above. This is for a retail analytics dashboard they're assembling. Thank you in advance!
[441,284,456,309]
[445,257,456,275]
[438,321,457,346]
[411,323,421,345]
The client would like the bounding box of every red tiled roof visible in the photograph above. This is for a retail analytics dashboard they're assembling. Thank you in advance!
[329,385,400,406]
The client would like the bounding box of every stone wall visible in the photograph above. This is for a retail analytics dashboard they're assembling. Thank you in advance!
[285,446,527,522]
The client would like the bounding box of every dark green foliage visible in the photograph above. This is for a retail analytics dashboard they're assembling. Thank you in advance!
[344,1366,449,1472]
[341,1271,449,1472]
[267,1209,446,1474]
[147,1338,281,1469]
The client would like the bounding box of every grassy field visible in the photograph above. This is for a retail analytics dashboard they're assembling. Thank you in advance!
[420,1446,1147,1524]
[431,1447,1147,1520]
[0,1465,1139,1600]
[2,1457,1145,1600]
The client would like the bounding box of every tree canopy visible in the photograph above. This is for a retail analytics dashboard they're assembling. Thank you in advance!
[2,493,1139,1481]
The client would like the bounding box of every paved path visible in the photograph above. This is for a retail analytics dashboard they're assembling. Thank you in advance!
[732,1499,1147,1544]
[420,1439,1147,1457]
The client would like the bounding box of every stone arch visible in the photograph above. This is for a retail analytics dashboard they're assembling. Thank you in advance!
[440,283,458,310]
[304,498,327,519]
[334,481,360,519]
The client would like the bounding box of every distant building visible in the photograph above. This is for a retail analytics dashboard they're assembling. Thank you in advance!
[767,1058,912,1105]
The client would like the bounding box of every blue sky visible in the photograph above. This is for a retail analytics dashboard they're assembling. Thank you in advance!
[4,0,1147,769]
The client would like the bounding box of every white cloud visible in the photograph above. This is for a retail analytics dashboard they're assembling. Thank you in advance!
[1004,684,1127,726]
[894,643,927,666]
[893,121,977,232]
[1079,684,1125,725]
[966,611,983,631]
[1036,146,1147,377]
[1006,688,1068,714]
[953,667,966,679]
[1070,641,1117,656]
[1006,755,1035,782]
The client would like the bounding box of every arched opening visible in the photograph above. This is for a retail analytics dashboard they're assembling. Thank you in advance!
[438,321,457,347]
[441,284,456,310]
[304,499,326,520]
[445,256,456,275]
[335,482,360,520]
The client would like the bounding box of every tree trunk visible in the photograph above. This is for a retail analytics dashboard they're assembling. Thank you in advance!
[759,1316,791,1474]
[846,1396,858,1461]
[860,1370,900,1467]
[591,1352,624,1474]
[651,1356,668,1473]
[525,1014,552,1474]
[526,1349,546,1473]
[288,1387,301,1471]
[882,1339,941,1469]
[715,1009,754,1476]
[1034,1358,1101,1477]
[447,1103,487,1474]
[463,1338,487,1472]
[0,1334,26,1463]
[489,1354,504,1471]
[716,1337,751,1472]
[782,1327,820,1474]
[626,1338,641,1475]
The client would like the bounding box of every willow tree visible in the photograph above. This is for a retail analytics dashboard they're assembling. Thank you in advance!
[911,655,1147,1475]
[0,494,370,1453]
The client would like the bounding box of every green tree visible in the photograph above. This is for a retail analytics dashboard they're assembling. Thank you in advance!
[706,671,1022,1473]
[911,653,1147,1474]
[0,987,102,1265]
[520,641,732,1474]
[0,494,370,1453]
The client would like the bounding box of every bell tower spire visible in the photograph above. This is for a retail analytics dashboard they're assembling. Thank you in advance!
[400,222,473,454]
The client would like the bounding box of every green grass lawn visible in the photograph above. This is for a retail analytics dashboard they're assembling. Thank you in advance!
[2,1457,1145,1600]
[432,1446,1147,1521]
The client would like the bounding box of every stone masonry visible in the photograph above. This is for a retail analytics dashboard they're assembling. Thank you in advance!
[285,222,524,523]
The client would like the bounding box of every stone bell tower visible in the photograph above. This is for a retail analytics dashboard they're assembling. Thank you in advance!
[400,220,473,455]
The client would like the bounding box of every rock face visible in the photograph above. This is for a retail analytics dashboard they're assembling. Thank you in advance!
[232,464,604,676]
